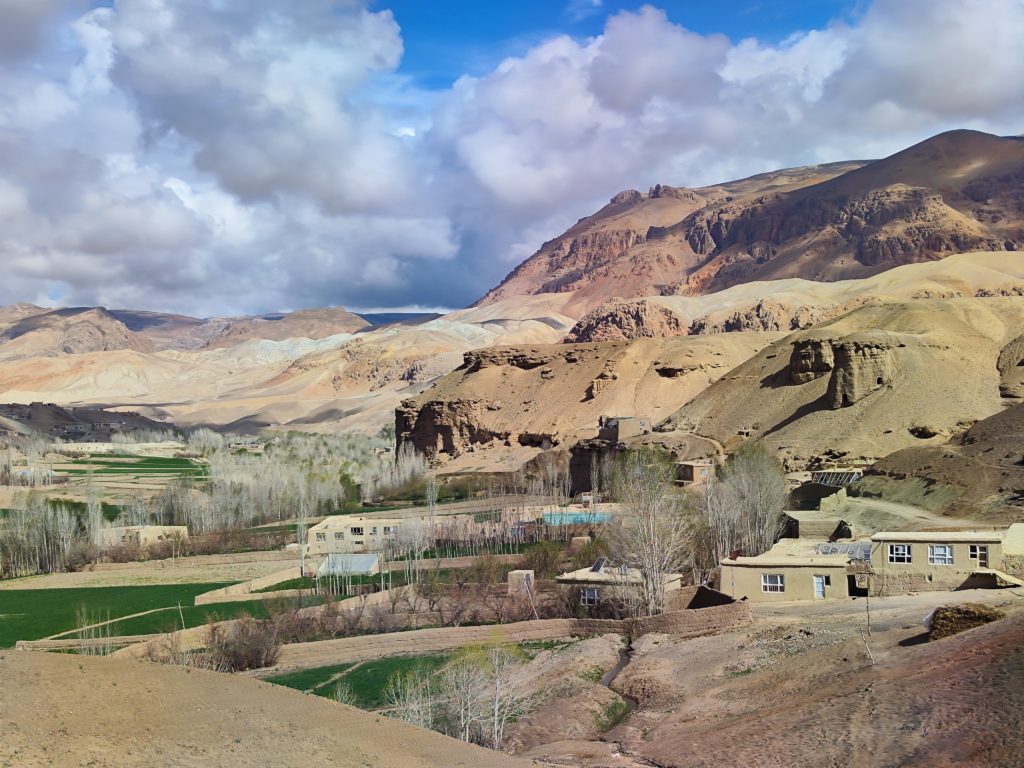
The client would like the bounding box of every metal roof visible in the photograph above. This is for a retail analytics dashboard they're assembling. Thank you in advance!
[317,553,381,576]
[815,541,872,562]
[810,470,863,488]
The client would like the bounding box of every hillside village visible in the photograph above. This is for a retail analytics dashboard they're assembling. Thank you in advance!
[0,82,1022,768]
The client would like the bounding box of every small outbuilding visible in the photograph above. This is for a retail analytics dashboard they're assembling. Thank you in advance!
[97,525,188,550]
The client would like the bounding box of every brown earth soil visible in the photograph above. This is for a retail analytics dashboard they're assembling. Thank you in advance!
[0,651,529,768]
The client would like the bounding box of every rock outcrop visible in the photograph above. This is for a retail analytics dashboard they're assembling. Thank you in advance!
[565,299,687,342]
[997,333,1024,399]
[789,338,835,384]
[826,334,901,408]
[396,398,510,460]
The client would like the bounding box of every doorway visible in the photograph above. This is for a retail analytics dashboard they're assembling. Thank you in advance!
[813,575,827,599]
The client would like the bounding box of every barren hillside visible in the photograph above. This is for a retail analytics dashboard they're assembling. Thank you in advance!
[662,296,1024,468]
[864,403,1024,520]
[396,332,783,469]
[481,130,1024,313]
[0,651,526,768]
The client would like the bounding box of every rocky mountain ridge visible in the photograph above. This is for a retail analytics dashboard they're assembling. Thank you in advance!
[479,130,1024,314]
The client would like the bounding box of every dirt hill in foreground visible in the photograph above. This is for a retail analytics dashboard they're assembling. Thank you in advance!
[627,610,1024,768]
[0,651,526,768]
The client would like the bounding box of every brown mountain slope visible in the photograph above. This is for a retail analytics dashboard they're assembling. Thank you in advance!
[0,651,525,768]
[479,130,1023,313]
[0,307,153,360]
[395,332,784,470]
[863,403,1024,521]
[661,296,1024,469]
[479,161,866,313]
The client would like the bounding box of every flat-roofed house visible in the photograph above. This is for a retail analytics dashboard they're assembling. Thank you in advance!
[869,527,1024,595]
[719,539,853,602]
[97,525,188,550]
[676,459,716,487]
[306,515,404,555]
[556,558,683,610]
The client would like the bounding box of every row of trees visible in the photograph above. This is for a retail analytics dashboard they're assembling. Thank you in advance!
[383,647,525,750]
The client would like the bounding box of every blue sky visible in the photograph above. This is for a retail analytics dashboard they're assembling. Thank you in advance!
[1,0,1022,315]
[383,0,858,88]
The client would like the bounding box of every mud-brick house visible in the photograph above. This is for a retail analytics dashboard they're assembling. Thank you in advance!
[306,515,404,556]
[676,459,716,487]
[869,526,1024,595]
[556,557,683,609]
[719,539,853,602]
[97,525,188,550]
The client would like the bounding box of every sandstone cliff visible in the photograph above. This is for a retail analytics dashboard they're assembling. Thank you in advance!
[661,297,1024,468]
[395,334,783,468]
[565,299,688,342]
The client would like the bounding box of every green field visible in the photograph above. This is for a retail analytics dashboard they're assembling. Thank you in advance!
[265,652,451,708]
[0,583,231,648]
[62,455,207,479]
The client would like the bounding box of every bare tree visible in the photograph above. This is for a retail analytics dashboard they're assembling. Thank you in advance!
[384,669,436,729]
[725,442,787,556]
[609,449,690,617]
[485,647,525,750]
[439,657,487,743]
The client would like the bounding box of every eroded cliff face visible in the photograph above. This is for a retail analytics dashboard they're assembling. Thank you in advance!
[395,335,783,467]
[786,333,902,407]
[395,397,514,460]
[998,333,1024,400]
[565,299,687,342]
[789,339,835,384]
[826,335,901,408]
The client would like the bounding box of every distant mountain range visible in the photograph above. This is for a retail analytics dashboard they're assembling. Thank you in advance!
[1,128,1022,468]
[479,130,1024,313]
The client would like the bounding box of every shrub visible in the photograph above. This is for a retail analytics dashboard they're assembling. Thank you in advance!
[205,617,280,671]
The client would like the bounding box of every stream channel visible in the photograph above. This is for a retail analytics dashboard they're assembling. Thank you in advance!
[600,640,639,728]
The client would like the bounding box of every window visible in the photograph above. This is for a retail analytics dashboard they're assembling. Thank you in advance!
[761,574,785,593]
[700,467,710,477]
[888,544,911,564]
[334,532,344,540]
[581,587,600,606]
[315,532,326,542]
[370,527,377,535]
[928,545,953,565]
[383,526,397,535]
[350,527,364,536]
[970,545,989,566]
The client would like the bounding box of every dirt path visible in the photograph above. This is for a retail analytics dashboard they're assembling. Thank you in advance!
[258,619,579,675]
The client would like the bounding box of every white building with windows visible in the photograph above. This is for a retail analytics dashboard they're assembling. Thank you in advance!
[869,527,1024,595]
[305,515,404,556]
